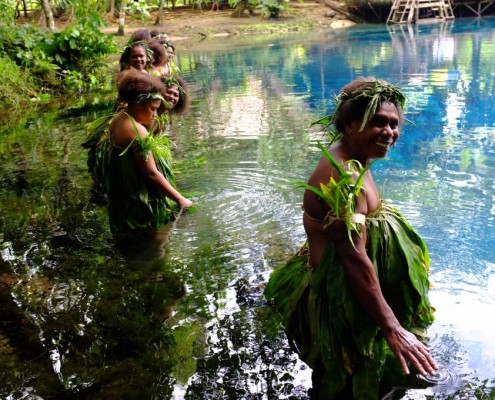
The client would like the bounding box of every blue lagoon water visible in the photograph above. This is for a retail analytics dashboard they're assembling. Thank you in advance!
[1,17,495,399]
[175,18,495,398]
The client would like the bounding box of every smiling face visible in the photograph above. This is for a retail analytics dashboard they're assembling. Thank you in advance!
[163,85,180,109]
[129,46,147,71]
[344,101,400,162]
[165,46,175,62]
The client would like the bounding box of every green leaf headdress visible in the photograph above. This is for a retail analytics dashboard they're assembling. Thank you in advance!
[161,75,186,97]
[153,33,169,40]
[123,40,154,63]
[137,91,166,104]
[311,79,406,143]
[159,39,175,51]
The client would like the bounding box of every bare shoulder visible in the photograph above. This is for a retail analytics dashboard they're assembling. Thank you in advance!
[110,112,148,148]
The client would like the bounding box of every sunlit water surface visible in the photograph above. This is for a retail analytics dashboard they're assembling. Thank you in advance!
[1,18,495,399]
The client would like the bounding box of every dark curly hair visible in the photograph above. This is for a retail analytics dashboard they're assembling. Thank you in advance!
[130,28,151,42]
[148,40,167,67]
[116,70,166,105]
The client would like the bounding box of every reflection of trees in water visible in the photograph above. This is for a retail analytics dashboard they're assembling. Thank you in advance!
[183,277,310,399]
[0,117,190,398]
[1,235,188,398]
[7,142,29,197]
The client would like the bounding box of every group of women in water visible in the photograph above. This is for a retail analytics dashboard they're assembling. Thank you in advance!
[83,33,437,398]
[83,28,192,241]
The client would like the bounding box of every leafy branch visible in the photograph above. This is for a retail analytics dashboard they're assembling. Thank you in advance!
[295,142,374,249]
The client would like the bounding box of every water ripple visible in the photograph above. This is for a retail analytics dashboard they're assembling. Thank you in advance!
[416,365,460,387]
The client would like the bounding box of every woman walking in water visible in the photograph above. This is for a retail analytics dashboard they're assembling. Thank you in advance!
[265,77,437,399]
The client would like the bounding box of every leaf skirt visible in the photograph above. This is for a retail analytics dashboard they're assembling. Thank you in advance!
[264,203,435,399]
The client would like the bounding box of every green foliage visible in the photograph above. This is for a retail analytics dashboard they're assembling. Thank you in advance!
[0,0,15,24]
[64,70,100,92]
[0,15,118,109]
[0,23,59,83]
[295,142,373,248]
[228,0,257,11]
[42,13,117,74]
[256,0,291,18]
[128,0,154,20]
[0,24,45,61]
[53,0,108,19]
[0,56,36,108]
[228,0,295,18]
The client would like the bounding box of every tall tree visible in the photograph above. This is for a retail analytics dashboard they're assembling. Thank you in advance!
[117,0,127,35]
[155,0,166,25]
[40,0,55,31]
[107,0,116,18]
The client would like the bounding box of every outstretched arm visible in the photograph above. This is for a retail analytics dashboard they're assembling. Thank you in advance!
[134,151,192,209]
[331,222,437,376]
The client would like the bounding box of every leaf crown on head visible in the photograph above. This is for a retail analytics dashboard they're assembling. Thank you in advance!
[312,79,406,142]
[137,91,165,104]
[123,40,154,63]
[161,75,186,96]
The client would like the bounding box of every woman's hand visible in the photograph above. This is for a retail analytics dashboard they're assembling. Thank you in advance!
[331,223,438,379]
[384,326,438,376]
[178,196,193,208]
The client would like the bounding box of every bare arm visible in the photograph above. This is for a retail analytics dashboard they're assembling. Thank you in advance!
[117,119,192,209]
[331,221,437,376]
[134,152,192,208]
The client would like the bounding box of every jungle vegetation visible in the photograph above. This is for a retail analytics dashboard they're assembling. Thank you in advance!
[0,0,301,117]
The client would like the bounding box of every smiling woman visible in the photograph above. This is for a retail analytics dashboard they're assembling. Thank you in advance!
[264,77,437,399]
[119,41,151,72]
[87,69,193,238]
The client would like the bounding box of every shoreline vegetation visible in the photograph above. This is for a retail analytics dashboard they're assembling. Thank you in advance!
[107,0,356,44]
[1,0,354,128]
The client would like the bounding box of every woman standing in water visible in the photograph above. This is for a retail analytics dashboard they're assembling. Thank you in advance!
[103,70,192,236]
[265,77,437,399]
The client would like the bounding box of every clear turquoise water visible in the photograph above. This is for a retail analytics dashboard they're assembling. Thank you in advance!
[1,18,494,399]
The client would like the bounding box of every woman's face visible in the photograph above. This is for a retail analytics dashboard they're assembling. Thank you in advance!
[135,99,162,125]
[345,101,400,161]
[165,46,175,62]
[164,86,180,109]
[129,46,147,71]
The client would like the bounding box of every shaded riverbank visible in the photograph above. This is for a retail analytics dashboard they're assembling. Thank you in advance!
[100,0,356,45]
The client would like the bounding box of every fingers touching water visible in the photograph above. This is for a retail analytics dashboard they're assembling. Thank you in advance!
[386,326,438,377]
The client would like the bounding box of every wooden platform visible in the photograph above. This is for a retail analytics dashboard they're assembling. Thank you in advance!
[387,0,455,23]
[452,0,495,16]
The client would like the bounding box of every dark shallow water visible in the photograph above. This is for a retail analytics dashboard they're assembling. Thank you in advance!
[1,18,495,399]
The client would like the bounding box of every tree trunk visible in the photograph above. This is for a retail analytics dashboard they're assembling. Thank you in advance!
[117,0,127,35]
[231,2,247,17]
[40,0,55,31]
[107,0,115,17]
[155,0,166,25]
[314,0,363,22]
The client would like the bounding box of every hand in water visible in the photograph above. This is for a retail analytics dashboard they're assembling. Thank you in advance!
[179,197,193,208]
[386,326,438,376]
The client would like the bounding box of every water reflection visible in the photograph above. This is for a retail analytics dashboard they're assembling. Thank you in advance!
[1,18,495,399]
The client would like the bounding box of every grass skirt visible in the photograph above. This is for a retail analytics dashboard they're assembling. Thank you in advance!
[83,115,179,234]
[264,203,434,399]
